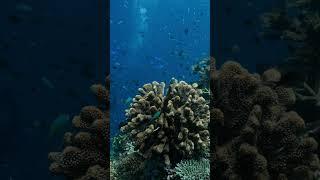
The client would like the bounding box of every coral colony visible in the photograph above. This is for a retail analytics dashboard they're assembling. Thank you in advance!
[48,77,109,180]
[120,79,210,166]
[210,60,319,179]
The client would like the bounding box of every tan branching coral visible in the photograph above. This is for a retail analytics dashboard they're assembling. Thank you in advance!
[210,61,320,179]
[48,77,109,180]
[120,79,210,166]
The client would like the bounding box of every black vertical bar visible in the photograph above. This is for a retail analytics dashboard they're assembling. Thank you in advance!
[105,0,110,174]
[106,0,110,76]
[98,0,102,82]
[98,0,110,174]
[98,0,109,81]
[210,0,214,57]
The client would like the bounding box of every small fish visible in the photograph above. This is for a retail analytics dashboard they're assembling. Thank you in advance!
[140,7,147,14]
[49,114,70,137]
[271,146,285,155]
[138,31,145,38]
[231,44,240,53]
[123,3,128,8]
[149,56,166,69]
[16,3,33,12]
[151,111,161,121]
[117,20,123,25]
[178,50,184,57]
[184,28,189,35]
[123,97,132,105]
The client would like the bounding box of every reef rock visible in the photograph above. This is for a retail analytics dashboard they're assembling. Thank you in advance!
[210,61,320,179]
[48,77,109,180]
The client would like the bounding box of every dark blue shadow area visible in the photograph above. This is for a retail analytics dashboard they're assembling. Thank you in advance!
[213,0,288,71]
[0,0,106,179]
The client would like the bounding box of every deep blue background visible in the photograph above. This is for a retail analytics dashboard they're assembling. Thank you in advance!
[110,0,210,137]
[0,0,106,179]
[213,0,288,71]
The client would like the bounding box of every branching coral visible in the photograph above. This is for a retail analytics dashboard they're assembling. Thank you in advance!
[174,158,210,180]
[120,79,210,166]
[48,77,109,180]
[210,61,320,179]
[296,82,320,106]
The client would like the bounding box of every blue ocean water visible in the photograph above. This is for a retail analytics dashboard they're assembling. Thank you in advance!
[110,0,210,137]
[0,1,105,179]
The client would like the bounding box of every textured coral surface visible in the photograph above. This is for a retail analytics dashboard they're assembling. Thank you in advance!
[210,60,320,179]
[120,79,210,166]
[48,77,109,180]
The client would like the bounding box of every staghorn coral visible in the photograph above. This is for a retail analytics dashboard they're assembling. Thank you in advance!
[48,77,109,180]
[174,158,210,180]
[120,78,210,166]
[210,60,320,179]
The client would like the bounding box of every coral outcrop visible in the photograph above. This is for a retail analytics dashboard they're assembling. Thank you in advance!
[120,78,210,166]
[261,0,320,113]
[210,60,320,179]
[174,158,210,180]
[48,77,109,180]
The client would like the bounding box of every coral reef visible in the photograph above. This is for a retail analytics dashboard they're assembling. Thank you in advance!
[174,158,210,180]
[111,152,145,180]
[210,61,320,179]
[261,0,320,114]
[192,57,211,88]
[48,77,109,180]
[111,134,133,158]
[120,79,210,166]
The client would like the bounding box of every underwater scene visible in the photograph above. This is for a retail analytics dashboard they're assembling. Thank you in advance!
[1,0,320,179]
[110,0,211,179]
[110,0,210,179]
